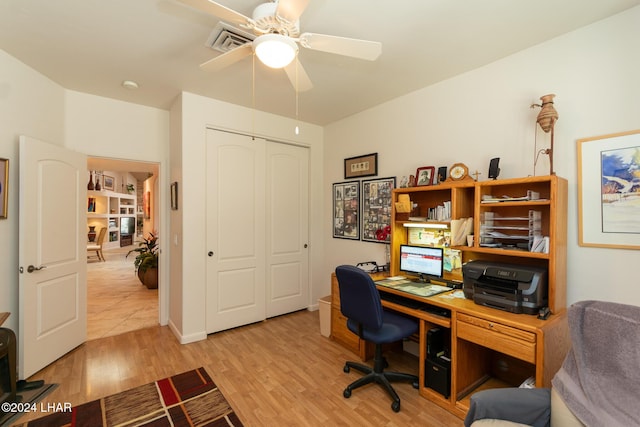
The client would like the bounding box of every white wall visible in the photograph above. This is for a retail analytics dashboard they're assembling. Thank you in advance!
[323,6,640,307]
[0,50,66,333]
[169,92,324,343]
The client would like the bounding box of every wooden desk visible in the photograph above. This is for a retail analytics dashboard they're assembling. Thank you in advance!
[330,273,569,419]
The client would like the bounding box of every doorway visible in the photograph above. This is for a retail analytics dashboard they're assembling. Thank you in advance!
[86,157,160,340]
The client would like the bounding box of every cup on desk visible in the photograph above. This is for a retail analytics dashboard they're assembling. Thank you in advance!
[467,235,474,247]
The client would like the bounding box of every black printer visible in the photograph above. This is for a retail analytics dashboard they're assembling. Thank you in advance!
[462,260,547,314]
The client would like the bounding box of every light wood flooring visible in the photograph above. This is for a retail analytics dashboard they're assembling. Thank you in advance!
[20,310,466,426]
[87,246,158,340]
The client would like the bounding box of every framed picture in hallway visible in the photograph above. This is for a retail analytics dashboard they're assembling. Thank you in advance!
[0,158,8,219]
[144,191,151,219]
[170,182,178,210]
[103,175,115,191]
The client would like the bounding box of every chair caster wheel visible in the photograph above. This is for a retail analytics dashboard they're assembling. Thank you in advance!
[412,381,419,389]
[343,388,352,398]
[343,365,350,373]
[391,401,400,412]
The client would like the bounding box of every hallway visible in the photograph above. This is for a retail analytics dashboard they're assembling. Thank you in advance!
[87,246,158,340]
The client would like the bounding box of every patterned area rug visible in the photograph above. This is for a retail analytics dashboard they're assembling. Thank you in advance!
[15,367,243,427]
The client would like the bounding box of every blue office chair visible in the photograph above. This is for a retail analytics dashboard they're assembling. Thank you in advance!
[335,265,419,412]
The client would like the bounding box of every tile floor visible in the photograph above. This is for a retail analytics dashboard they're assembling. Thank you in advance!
[87,245,158,340]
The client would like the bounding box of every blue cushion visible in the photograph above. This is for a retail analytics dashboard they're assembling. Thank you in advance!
[336,265,418,344]
[348,310,418,344]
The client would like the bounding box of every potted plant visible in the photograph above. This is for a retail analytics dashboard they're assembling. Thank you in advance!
[126,183,136,194]
[126,232,158,289]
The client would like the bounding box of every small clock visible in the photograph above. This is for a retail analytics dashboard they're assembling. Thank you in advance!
[449,163,469,181]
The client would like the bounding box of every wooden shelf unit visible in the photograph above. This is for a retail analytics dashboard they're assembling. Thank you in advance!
[330,175,569,419]
[391,175,567,313]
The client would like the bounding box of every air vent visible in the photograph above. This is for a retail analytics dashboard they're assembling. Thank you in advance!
[206,22,255,53]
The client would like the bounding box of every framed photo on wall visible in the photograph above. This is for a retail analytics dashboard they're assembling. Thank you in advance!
[0,158,8,219]
[578,129,640,249]
[344,153,378,179]
[361,177,396,243]
[332,181,360,240]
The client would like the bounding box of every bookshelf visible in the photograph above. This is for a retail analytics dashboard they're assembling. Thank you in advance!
[87,190,137,249]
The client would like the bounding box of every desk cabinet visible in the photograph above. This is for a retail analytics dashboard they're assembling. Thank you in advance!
[330,276,569,419]
[330,174,569,419]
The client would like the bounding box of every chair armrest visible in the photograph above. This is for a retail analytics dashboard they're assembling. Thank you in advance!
[464,388,551,427]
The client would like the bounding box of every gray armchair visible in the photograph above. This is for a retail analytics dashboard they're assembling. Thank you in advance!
[464,300,640,427]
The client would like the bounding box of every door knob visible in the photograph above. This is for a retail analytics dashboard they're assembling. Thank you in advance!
[26,265,47,273]
[208,251,214,257]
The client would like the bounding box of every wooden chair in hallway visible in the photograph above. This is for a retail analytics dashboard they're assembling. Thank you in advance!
[87,227,107,262]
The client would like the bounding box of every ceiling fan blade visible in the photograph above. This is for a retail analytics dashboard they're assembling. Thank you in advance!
[284,59,313,92]
[199,44,253,72]
[298,33,382,61]
[276,0,310,24]
[177,0,251,27]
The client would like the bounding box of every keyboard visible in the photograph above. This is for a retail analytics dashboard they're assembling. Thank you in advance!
[379,292,451,317]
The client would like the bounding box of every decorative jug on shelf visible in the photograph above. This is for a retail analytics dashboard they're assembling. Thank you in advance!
[87,171,95,191]
[88,226,97,242]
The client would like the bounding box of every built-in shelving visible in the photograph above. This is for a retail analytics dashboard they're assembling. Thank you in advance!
[87,190,136,249]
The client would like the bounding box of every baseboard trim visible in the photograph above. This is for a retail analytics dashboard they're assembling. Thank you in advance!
[167,319,207,344]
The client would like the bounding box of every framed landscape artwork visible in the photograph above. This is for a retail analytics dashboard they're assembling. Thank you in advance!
[332,181,360,240]
[577,129,640,249]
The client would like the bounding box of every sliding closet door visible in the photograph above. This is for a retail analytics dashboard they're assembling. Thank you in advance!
[265,142,309,317]
[206,130,266,333]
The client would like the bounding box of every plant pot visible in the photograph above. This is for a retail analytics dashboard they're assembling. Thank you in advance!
[137,267,158,289]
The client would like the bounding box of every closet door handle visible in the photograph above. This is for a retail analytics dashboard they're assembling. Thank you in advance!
[208,251,214,257]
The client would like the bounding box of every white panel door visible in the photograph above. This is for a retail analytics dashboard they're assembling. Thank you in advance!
[18,136,87,378]
[206,130,266,333]
[266,142,309,317]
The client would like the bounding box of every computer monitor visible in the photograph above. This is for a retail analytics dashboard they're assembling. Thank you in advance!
[399,245,444,280]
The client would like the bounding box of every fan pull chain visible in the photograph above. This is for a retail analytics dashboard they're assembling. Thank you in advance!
[251,53,256,140]
[295,55,300,135]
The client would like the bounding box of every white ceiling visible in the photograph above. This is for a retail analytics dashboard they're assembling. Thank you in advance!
[1,0,638,126]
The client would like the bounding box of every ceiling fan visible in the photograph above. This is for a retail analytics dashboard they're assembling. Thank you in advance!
[178,0,382,91]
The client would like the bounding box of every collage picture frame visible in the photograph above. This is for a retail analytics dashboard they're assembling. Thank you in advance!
[361,177,396,243]
[332,181,360,240]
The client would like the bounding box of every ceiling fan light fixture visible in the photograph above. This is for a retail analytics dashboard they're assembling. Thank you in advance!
[253,33,298,69]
